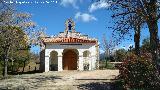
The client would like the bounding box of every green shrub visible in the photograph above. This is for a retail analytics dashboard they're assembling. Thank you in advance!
[119,53,160,89]
[99,60,106,69]
[105,61,116,69]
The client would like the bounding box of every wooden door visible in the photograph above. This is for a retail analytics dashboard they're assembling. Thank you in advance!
[63,50,77,70]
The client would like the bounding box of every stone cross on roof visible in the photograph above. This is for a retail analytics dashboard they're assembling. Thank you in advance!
[65,19,75,33]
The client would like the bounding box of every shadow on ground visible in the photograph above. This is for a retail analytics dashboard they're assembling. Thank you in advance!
[76,79,123,90]
[27,75,62,90]
[8,70,42,75]
[0,74,62,90]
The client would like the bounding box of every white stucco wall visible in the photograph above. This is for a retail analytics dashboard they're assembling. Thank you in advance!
[42,43,99,72]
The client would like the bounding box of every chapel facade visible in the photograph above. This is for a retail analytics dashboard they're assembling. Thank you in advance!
[40,19,99,72]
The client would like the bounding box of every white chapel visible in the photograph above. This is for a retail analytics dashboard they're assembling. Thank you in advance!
[40,19,99,72]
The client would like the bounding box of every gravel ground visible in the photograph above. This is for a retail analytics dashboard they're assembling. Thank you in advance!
[0,70,119,90]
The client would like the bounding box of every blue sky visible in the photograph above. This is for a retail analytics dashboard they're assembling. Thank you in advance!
[13,0,160,53]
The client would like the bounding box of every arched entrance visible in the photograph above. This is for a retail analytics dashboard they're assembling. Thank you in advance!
[50,51,58,71]
[83,50,91,70]
[63,49,78,70]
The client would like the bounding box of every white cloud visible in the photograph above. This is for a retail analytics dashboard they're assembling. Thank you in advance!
[60,0,78,9]
[89,0,110,12]
[75,12,97,22]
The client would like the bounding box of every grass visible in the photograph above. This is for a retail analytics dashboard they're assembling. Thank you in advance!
[99,60,117,70]
[105,61,116,69]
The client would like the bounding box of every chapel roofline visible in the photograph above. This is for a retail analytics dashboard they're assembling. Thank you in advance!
[41,37,98,44]
[40,19,98,44]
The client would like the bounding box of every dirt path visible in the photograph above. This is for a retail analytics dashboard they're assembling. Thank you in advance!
[0,70,119,90]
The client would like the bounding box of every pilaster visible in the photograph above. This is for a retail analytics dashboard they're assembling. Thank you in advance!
[58,51,63,71]
[78,51,84,71]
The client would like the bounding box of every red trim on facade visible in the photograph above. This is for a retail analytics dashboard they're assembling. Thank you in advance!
[41,37,97,43]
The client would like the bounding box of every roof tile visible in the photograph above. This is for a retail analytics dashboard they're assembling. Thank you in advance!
[41,37,96,43]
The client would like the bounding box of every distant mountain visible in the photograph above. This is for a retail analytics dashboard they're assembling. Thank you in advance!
[100,53,106,61]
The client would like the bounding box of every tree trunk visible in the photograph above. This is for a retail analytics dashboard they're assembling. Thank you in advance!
[134,25,140,56]
[22,60,26,73]
[148,20,159,69]
[139,0,159,72]
[146,0,159,70]
[3,46,10,79]
[4,57,8,79]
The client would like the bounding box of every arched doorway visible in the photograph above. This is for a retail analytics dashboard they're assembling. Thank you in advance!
[83,50,91,70]
[63,49,78,70]
[50,51,58,71]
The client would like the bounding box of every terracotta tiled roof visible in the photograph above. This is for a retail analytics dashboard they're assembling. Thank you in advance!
[41,37,97,43]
